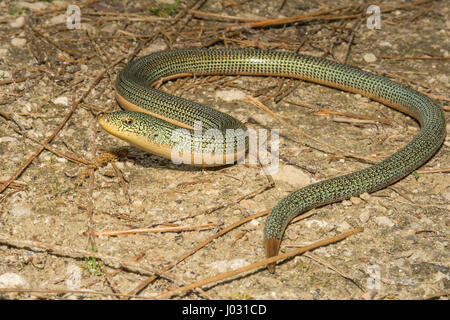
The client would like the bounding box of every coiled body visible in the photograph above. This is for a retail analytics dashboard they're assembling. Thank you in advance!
[99,49,446,272]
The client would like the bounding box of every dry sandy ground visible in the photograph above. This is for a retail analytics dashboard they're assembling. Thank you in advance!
[0,0,448,300]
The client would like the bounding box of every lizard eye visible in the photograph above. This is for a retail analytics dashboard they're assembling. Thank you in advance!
[124,118,134,125]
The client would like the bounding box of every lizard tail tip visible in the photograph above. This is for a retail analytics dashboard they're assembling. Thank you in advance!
[264,238,280,274]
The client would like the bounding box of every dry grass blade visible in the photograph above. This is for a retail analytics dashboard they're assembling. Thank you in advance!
[381,55,450,60]
[425,93,450,103]
[421,291,450,300]
[315,107,392,125]
[111,162,131,204]
[190,10,263,22]
[240,4,354,29]
[416,167,450,174]
[0,75,40,85]
[90,222,221,237]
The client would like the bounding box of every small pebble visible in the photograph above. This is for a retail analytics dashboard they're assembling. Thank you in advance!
[250,113,270,126]
[397,277,416,286]
[65,264,82,290]
[0,137,16,143]
[23,251,36,263]
[17,1,49,11]
[0,273,28,288]
[272,165,311,188]
[80,64,89,73]
[359,210,370,223]
[53,96,69,106]
[0,70,11,78]
[155,0,177,4]
[215,89,246,102]
[360,192,371,201]
[350,196,361,205]
[46,14,66,26]
[305,219,328,228]
[9,205,32,220]
[342,200,352,206]
[337,221,352,232]
[9,16,25,28]
[361,289,377,300]
[101,23,118,35]
[363,53,377,63]
[437,74,448,83]
[374,216,395,228]
[140,39,168,56]
[210,259,249,273]
[11,38,27,48]
[80,23,95,33]
[249,219,260,227]
[0,48,8,58]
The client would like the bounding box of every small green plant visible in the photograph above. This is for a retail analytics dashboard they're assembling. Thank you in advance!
[229,291,254,300]
[84,255,103,276]
[412,170,420,180]
[9,5,27,15]
[150,0,181,17]
[296,262,304,271]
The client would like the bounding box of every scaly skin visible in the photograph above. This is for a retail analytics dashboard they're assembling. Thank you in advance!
[99,49,446,273]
